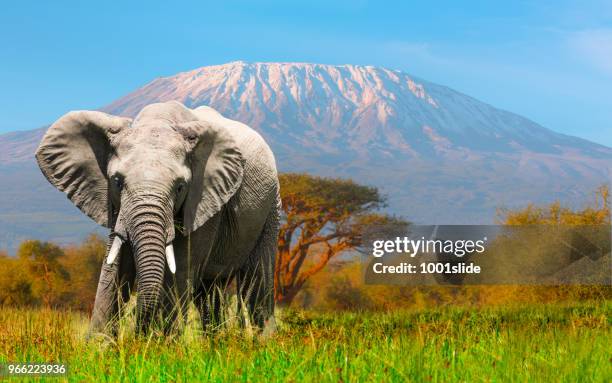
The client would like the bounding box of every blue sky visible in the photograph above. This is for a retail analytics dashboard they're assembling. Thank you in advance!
[1,0,610,146]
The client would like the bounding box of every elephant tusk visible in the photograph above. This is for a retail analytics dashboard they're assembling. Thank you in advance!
[166,243,176,274]
[106,236,123,264]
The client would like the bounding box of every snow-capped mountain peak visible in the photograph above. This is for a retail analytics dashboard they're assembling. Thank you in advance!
[104,62,608,160]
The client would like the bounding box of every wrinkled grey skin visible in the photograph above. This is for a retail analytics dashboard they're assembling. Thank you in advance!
[35,101,280,334]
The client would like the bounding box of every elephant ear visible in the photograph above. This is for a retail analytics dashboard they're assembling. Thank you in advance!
[175,120,244,234]
[35,111,131,227]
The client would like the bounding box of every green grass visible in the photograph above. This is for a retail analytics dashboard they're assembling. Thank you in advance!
[0,301,610,382]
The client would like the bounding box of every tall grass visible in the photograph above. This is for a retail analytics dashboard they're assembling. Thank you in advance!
[0,301,610,382]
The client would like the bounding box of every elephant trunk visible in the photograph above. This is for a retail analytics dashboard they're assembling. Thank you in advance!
[123,187,174,332]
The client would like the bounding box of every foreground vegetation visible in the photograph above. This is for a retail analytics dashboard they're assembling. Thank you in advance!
[0,301,610,382]
[0,180,609,381]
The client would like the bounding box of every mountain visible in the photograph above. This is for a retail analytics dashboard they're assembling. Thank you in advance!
[1,61,610,253]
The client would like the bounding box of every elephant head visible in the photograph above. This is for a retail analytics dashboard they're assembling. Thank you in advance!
[35,102,244,330]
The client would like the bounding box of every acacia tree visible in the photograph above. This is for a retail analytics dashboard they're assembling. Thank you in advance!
[275,173,408,306]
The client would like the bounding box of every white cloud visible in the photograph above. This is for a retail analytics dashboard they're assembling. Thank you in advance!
[568,28,612,75]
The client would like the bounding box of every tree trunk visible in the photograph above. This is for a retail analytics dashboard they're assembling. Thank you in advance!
[275,286,300,307]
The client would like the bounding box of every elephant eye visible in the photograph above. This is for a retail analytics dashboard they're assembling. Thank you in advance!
[176,182,185,194]
[111,174,124,190]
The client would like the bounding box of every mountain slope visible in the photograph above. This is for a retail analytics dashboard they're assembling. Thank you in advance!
[1,61,610,253]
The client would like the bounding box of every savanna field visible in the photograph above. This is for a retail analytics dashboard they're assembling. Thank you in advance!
[0,300,610,382]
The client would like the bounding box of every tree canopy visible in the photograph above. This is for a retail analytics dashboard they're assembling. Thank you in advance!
[498,185,610,225]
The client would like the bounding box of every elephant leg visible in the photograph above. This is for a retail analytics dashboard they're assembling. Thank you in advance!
[89,234,135,336]
[237,204,279,334]
[195,278,227,331]
[159,271,192,334]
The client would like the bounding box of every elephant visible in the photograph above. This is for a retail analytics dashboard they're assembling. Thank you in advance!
[35,101,280,335]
